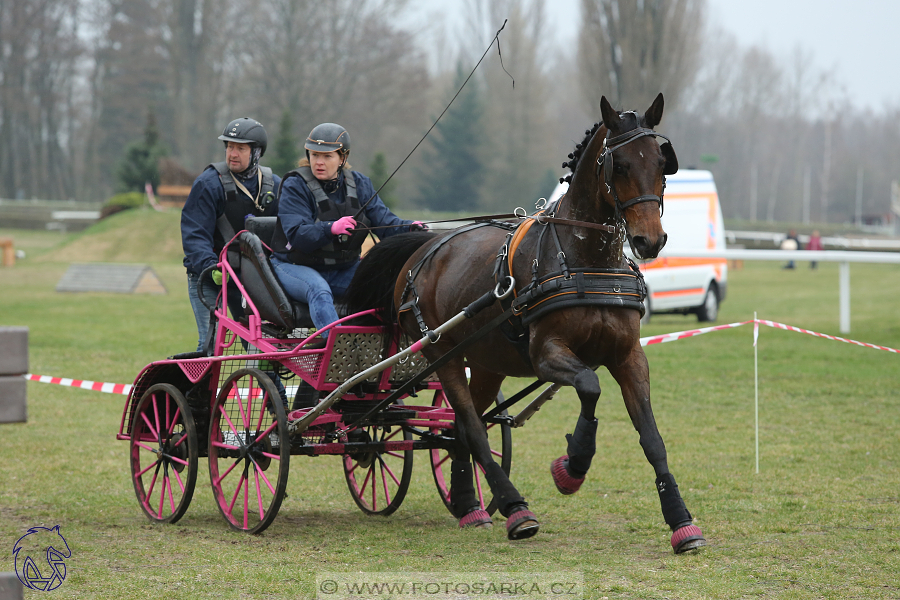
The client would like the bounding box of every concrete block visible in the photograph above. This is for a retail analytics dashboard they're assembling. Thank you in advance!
[0,327,28,375]
[0,376,26,423]
[0,572,24,600]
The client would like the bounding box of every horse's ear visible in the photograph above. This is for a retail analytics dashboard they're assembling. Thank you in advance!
[645,93,665,129]
[600,96,620,130]
[661,142,678,175]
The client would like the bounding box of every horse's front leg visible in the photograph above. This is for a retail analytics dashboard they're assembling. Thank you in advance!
[531,340,602,496]
[608,345,706,554]
[433,358,539,540]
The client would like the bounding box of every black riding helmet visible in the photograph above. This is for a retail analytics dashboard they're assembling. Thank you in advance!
[218,118,268,156]
[305,123,350,156]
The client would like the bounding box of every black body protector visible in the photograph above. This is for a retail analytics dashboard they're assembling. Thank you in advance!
[208,161,277,267]
[272,166,371,268]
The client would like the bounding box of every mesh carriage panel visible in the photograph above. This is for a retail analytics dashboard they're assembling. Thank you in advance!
[324,333,384,383]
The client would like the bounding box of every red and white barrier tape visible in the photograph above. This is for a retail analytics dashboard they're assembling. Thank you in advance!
[640,320,753,346]
[24,374,132,396]
[640,319,900,354]
[22,319,899,396]
[754,319,900,354]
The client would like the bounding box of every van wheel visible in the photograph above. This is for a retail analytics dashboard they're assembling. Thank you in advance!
[697,284,718,322]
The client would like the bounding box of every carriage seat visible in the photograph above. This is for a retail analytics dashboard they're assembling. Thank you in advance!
[237,230,314,332]
[245,216,278,246]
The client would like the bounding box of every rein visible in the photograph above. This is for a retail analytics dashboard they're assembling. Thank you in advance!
[353,213,616,235]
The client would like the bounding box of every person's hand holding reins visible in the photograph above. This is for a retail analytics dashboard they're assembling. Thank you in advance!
[331,216,357,236]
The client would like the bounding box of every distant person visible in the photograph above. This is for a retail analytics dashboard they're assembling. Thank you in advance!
[181,118,281,351]
[781,229,801,269]
[807,230,823,269]
[270,122,425,345]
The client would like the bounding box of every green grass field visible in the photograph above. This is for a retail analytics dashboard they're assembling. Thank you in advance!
[1,212,899,599]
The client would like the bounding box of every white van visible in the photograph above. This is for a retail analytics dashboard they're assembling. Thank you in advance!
[549,169,727,323]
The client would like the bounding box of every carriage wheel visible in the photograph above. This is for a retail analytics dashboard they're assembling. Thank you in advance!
[430,390,512,516]
[208,368,290,534]
[343,423,414,516]
[130,383,198,524]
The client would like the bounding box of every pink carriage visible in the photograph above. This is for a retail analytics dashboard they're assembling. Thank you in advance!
[116,218,513,533]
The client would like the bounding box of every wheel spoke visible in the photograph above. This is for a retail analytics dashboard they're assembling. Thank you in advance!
[253,459,277,495]
[474,463,486,509]
[254,468,265,521]
[211,440,240,451]
[218,404,243,441]
[379,462,392,506]
[170,427,186,447]
[213,457,241,486]
[141,412,159,441]
[136,459,157,478]
[433,452,450,469]
[227,465,247,514]
[243,466,250,530]
[152,395,162,444]
[135,440,157,454]
[172,463,185,493]
[145,462,161,504]
[167,454,189,467]
[165,472,176,513]
[377,454,401,486]
[157,468,167,518]
[234,386,249,430]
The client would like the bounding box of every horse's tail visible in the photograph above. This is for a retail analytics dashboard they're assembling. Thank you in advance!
[345,231,437,320]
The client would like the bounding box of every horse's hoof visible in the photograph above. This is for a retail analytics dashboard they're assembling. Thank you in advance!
[506,509,539,540]
[459,509,492,529]
[671,524,706,554]
[551,456,584,495]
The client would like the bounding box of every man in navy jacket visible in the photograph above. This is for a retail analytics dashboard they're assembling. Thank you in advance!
[181,117,281,351]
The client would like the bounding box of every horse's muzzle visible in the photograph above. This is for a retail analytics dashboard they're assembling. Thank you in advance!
[631,233,667,259]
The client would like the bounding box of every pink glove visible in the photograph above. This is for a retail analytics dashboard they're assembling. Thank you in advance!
[411,221,429,231]
[331,216,357,236]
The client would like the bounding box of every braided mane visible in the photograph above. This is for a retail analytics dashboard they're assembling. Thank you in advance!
[559,121,602,184]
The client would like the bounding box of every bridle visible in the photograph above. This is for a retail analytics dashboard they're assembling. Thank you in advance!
[596,116,674,219]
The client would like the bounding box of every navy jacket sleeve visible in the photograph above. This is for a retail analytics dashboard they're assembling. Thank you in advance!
[354,172,413,238]
[181,169,222,275]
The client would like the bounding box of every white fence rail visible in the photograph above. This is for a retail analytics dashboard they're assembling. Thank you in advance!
[667,249,900,333]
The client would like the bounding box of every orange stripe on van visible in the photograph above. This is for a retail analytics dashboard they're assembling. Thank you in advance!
[652,288,705,299]
[640,257,727,270]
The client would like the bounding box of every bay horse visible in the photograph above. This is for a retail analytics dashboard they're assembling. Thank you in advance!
[345,93,706,553]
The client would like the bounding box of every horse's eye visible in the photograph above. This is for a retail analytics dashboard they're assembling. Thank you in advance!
[614,164,626,175]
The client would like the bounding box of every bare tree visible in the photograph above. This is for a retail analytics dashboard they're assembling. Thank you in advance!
[577,0,705,114]
[458,0,560,211]
[0,0,81,199]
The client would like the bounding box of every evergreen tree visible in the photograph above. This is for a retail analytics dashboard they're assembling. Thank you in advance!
[368,152,397,208]
[115,110,168,193]
[416,62,485,212]
[269,110,301,177]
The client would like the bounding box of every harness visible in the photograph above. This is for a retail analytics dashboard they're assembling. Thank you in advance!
[595,112,676,219]
[397,115,671,368]
[272,167,372,268]
[208,162,276,269]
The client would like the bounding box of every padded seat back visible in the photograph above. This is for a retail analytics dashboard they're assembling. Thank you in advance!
[238,231,313,331]
[245,216,278,247]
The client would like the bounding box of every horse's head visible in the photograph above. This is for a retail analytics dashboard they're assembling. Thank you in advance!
[571,93,677,260]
